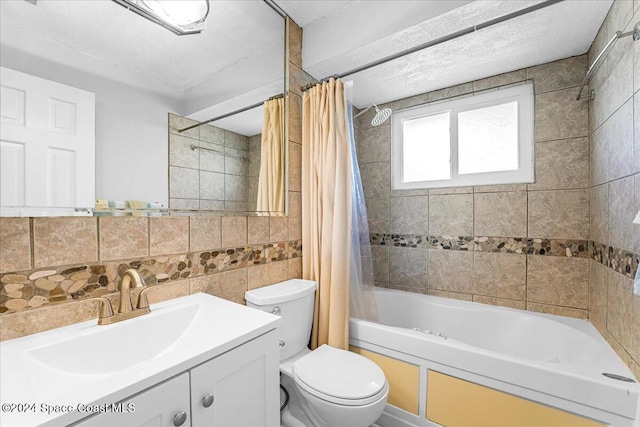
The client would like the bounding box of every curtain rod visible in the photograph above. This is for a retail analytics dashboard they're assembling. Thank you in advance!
[178,0,286,134]
[190,145,247,161]
[576,22,639,101]
[301,0,565,93]
[263,0,287,19]
[178,94,283,133]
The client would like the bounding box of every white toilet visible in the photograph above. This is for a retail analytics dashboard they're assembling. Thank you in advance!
[245,279,388,427]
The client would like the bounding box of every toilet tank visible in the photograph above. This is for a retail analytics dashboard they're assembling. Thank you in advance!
[245,279,317,361]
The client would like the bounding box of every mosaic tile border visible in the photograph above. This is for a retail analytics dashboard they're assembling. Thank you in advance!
[590,241,639,279]
[0,240,302,315]
[370,233,589,257]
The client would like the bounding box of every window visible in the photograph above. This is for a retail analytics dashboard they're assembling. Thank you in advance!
[392,83,534,190]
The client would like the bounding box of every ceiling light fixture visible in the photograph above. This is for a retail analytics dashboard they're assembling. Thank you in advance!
[111,0,210,35]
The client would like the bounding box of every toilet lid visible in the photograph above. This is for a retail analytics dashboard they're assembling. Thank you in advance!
[292,345,386,401]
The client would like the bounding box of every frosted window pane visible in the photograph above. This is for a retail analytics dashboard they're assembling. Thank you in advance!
[458,101,518,175]
[402,112,450,182]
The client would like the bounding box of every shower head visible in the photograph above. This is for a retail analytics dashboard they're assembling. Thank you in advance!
[371,104,392,126]
[354,103,392,126]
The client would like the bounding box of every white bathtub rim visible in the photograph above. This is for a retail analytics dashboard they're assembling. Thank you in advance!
[349,289,639,420]
[369,288,633,374]
[364,288,633,372]
[374,289,603,351]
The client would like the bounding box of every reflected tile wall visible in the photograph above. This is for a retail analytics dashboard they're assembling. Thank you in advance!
[168,114,250,210]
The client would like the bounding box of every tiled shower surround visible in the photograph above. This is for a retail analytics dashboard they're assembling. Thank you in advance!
[587,0,640,376]
[356,8,640,377]
[356,54,596,314]
[168,113,261,212]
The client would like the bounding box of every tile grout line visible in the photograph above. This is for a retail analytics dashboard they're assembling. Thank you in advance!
[29,218,35,270]
[96,217,101,262]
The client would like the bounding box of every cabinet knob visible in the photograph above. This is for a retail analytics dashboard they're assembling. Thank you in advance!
[173,411,187,426]
[202,393,214,408]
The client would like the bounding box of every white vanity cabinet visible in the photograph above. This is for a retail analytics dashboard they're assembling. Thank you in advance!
[73,373,191,427]
[190,332,279,427]
[1,294,282,427]
[73,331,279,427]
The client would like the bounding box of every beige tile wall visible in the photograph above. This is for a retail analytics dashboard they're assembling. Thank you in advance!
[169,114,256,211]
[357,54,591,319]
[287,17,309,251]
[0,17,306,342]
[0,215,300,340]
[587,0,640,377]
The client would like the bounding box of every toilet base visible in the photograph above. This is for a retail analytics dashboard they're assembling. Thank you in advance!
[281,375,315,427]
[280,370,388,427]
[281,408,306,427]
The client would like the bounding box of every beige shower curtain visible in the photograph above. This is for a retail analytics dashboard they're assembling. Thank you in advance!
[302,78,352,351]
[257,97,284,212]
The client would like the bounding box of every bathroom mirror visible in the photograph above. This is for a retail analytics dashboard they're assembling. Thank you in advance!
[0,0,285,216]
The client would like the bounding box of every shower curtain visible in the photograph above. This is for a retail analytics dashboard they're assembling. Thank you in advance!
[347,104,379,322]
[302,78,378,351]
[257,97,284,212]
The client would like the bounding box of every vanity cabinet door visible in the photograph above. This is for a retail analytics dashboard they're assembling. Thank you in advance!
[190,331,280,427]
[73,373,191,427]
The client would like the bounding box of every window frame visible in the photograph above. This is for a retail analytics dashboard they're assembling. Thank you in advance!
[391,82,534,190]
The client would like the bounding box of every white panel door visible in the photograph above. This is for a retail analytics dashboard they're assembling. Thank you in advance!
[0,66,95,209]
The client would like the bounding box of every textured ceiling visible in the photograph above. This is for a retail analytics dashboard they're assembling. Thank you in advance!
[280,0,613,109]
[0,0,614,134]
[274,1,354,27]
[0,0,284,91]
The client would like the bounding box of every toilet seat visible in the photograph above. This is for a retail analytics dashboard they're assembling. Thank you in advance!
[292,345,388,406]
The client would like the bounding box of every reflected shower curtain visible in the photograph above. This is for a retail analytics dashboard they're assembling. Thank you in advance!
[257,97,284,212]
[302,78,378,351]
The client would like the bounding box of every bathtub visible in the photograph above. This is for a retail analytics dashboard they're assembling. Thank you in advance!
[349,288,639,427]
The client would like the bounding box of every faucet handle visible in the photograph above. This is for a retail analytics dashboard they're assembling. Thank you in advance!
[91,297,114,324]
[136,286,152,311]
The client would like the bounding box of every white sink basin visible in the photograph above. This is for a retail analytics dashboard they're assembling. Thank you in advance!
[0,293,281,427]
[28,304,198,375]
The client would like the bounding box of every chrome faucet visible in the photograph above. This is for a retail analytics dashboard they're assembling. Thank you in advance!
[93,269,152,325]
